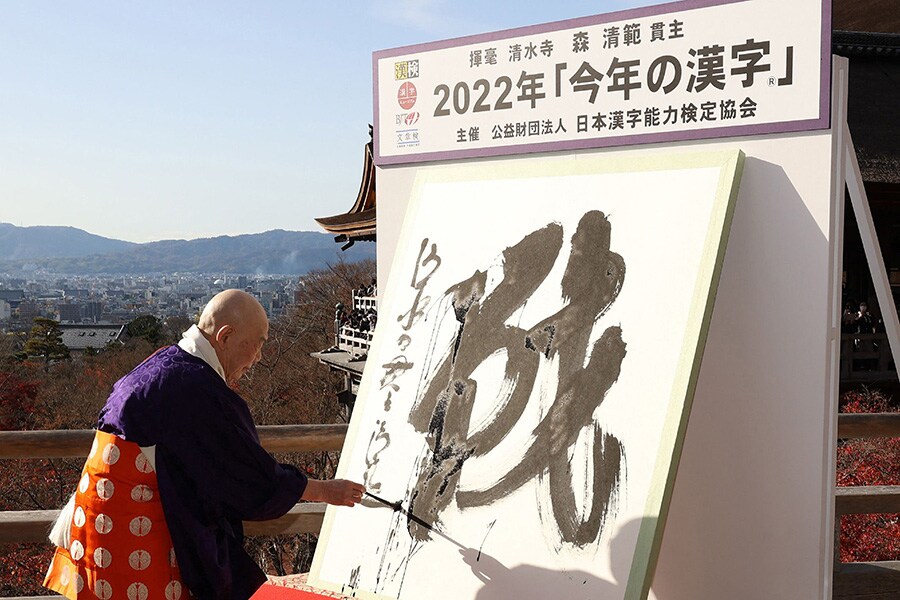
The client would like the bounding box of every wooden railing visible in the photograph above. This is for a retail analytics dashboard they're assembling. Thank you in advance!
[334,293,376,358]
[2,416,899,597]
[833,412,900,599]
[0,424,348,459]
[338,326,373,357]
[0,424,348,545]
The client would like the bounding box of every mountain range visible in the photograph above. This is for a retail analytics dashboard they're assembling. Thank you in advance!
[0,224,374,275]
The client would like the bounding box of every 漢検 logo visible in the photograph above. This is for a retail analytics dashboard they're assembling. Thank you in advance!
[394,60,420,80]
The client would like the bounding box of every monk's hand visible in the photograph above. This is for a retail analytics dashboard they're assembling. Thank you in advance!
[302,478,366,507]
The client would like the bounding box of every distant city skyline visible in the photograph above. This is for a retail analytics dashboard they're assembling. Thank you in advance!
[1,0,643,243]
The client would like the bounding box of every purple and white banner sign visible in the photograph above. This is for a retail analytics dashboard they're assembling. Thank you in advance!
[373,0,830,165]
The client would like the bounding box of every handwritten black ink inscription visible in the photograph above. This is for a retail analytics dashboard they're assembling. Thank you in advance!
[408,211,627,547]
[361,238,442,512]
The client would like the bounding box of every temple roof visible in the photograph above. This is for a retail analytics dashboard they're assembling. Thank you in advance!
[59,324,124,352]
[315,127,376,246]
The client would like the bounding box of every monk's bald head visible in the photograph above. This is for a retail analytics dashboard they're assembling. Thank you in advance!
[198,289,269,386]
[199,289,267,336]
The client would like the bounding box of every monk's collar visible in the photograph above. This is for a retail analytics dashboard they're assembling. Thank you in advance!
[177,325,226,382]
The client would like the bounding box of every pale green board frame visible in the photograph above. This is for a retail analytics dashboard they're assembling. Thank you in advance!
[310,148,745,600]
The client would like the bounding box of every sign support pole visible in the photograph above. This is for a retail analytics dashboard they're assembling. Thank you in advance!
[844,128,900,381]
[824,55,849,598]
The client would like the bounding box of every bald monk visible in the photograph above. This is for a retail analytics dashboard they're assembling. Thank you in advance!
[44,290,365,600]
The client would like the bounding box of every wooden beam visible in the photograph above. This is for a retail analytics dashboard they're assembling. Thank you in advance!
[0,424,348,460]
[0,503,327,544]
[258,425,348,455]
[835,486,900,515]
[0,510,59,544]
[834,561,900,598]
[244,503,327,537]
[838,413,900,439]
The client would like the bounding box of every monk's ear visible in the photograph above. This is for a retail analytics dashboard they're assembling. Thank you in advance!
[215,325,234,346]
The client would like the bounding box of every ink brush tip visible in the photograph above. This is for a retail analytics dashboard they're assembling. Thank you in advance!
[364,490,403,512]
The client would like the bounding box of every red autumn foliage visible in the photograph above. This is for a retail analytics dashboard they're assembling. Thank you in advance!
[0,370,41,431]
[836,387,900,563]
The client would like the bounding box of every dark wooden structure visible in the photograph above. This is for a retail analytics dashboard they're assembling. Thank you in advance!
[833,22,900,384]
[314,127,377,249]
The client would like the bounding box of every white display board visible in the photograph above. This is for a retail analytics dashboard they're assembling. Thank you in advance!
[373,0,830,164]
[311,152,743,599]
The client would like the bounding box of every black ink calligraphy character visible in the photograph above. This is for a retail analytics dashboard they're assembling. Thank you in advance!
[456,211,628,547]
[397,238,441,331]
[408,212,628,548]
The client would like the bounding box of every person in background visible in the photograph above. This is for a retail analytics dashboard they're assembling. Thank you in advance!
[44,289,365,600]
[855,301,876,334]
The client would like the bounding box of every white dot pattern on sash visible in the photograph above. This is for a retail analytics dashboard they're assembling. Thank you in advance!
[165,580,182,600]
[69,540,84,561]
[89,438,99,459]
[129,549,151,570]
[131,484,153,502]
[94,547,112,568]
[102,444,121,465]
[96,478,115,500]
[95,513,114,534]
[129,515,152,536]
[94,579,113,600]
[47,433,188,597]
[127,582,149,600]
[135,453,154,473]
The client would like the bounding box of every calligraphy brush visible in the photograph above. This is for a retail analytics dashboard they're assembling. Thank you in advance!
[364,490,402,513]
[364,491,465,549]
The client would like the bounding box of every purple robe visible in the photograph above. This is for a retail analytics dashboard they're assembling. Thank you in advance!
[97,345,308,600]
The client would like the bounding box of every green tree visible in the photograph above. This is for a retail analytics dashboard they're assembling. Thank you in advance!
[125,314,166,346]
[20,318,69,363]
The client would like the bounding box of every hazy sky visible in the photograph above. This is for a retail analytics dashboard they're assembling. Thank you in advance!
[1,1,644,243]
